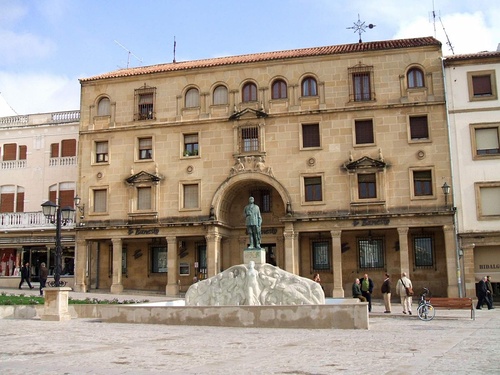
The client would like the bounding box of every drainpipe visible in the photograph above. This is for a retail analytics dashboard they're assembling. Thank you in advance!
[441,56,463,297]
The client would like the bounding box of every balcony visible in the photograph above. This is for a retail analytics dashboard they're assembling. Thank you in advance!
[0,212,76,231]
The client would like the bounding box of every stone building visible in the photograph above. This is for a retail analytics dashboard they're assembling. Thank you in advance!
[0,111,79,286]
[444,49,500,299]
[76,36,457,297]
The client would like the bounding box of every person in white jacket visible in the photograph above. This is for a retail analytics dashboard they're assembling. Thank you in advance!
[396,272,413,315]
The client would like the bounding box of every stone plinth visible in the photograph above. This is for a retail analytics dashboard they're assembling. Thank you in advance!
[243,248,266,264]
[41,287,72,321]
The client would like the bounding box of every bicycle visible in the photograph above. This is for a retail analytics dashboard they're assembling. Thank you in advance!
[417,287,435,321]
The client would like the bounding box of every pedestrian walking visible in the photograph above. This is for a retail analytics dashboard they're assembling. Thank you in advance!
[477,276,493,310]
[381,273,391,313]
[485,276,494,309]
[396,272,413,315]
[18,262,34,290]
[39,262,49,296]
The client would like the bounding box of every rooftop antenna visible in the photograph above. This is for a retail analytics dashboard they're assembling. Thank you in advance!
[114,40,143,68]
[429,1,454,54]
[173,36,176,63]
[347,14,376,43]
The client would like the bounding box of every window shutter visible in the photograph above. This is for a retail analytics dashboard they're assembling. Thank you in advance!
[51,143,59,158]
[3,143,16,161]
[16,191,24,212]
[18,145,27,160]
[472,75,492,96]
[61,139,76,157]
[184,185,198,209]
[0,193,14,212]
[355,120,374,144]
[302,124,320,147]
[410,116,429,139]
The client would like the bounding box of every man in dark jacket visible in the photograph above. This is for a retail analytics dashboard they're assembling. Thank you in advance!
[39,262,49,296]
[360,274,374,312]
[19,262,34,290]
[477,276,493,310]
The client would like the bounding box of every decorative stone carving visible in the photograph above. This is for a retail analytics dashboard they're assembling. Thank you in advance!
[185,261,325,306]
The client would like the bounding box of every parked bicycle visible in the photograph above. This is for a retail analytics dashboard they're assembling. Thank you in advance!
[417,287,435,321]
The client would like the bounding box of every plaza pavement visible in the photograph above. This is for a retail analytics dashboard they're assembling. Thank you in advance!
[0,287,498,374]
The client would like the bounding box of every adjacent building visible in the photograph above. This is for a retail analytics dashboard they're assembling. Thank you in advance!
[75,36,458,298]
[444,49,500,299]
[0,111,79,286]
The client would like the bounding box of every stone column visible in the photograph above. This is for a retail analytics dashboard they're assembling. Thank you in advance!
[397,227,410,276]
[166,236,178,296]
[461,243,476,299]
[73,236,88,292]
[283,224,298,274]
[206,227,222,277]
[110,238,123,294]
[330,230,344,297]
[443,225,459,297]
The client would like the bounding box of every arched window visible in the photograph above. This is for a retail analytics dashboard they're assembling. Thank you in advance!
[213,85,228,105]
[97,97,110,116]
[271,79,287,99]
[302,77,317,96]
[407,68,424,88]
[185,88,200,108]
[242,82,257,102]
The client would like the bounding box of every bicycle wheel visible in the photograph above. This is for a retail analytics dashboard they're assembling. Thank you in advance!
[417,303,435,321]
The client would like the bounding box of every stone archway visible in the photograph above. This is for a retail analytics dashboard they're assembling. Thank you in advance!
[210,172,292,224]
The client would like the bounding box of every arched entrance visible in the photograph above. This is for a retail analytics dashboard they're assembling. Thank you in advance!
[209,172,291,270]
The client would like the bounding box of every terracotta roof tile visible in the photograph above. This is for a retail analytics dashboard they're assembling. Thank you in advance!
[80,37,441,82]
[443,50,500,63]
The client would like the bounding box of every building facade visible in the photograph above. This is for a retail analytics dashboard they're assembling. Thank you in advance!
[444,49,500,299]
[0,111,79,286]
[76,37,458,297]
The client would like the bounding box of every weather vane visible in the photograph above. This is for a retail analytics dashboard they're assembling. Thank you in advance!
[347,14,376,43]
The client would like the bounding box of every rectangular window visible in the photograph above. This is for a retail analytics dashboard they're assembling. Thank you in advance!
[184,134,199,156]
[93,189,107,213]
[304,176,322,202]
[479,185,500,217]
[197,243,207,278]
[413,170,433,196]
[312,241,330,271]
[355,119,374,145]
[414,236,434,267]
[353,72,371,101]
[358,238,384,269]
[61,139,76,157]
[475,127,500,156]
[302,123,320,148]
[183,184,199,209]
[468,70,497,101]
[135,85,156,120]
[95,141,109,163]
[137,187,152,210]
[3,143,16,161]
[138,137,153,160]
[358,173,376,199]
[50,143,59,158]
[152,246,167,273]
[251,189,271,213]
[241,126,259,152]
[409,116,429,140]
[18,145,27,160]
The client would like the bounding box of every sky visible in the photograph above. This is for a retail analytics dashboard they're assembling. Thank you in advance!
[0,0,499,116]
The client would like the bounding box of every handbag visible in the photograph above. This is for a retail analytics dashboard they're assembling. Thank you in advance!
[401,279,414,296]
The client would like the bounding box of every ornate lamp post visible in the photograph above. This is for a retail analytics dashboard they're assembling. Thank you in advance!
[441,182,451,210]
[41,200,75,287]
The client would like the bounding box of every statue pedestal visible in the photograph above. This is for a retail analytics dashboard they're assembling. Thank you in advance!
[41,287,72,321]
[243,248,266,265]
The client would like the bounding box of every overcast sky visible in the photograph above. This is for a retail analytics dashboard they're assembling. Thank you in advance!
[0,0,499,116]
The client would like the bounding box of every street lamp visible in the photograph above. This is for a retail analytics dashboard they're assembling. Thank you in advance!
[441,182,451,209]
[74,195,85,219]
[41,200,75,287]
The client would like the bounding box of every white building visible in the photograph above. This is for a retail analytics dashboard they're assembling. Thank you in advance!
[444,49,500,298]
[0,111,79,286]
